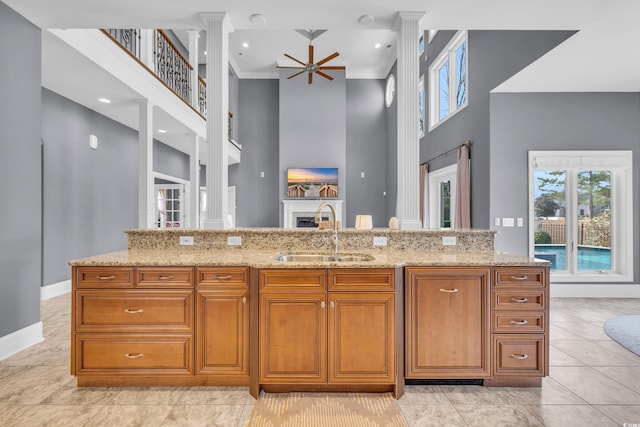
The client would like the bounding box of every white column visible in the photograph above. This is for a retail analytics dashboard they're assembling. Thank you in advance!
[200,13,232,229]
[189,135,201,228]
[138,100,155,228]
[393,12,425,230]
[188,30,200,109]
[139,29,155,71]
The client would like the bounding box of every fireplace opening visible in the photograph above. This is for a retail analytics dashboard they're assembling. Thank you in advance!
[296,216,329,228]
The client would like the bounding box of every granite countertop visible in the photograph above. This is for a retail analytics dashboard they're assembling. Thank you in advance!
[69,248,548,268]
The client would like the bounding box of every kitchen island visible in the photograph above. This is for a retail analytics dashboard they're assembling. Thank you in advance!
[69,228,549,399]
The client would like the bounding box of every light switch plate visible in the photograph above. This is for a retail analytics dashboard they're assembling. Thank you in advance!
[442,236,456,246]
[373,236,387,246]
[179,236,194,246]
[503,218,515,227]
[517,218,524,227]
[227,236,242,246]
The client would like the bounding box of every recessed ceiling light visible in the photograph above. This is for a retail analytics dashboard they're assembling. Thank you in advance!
[242,42,249,48]
[158,129,167,133]
[374,43,381,49]
[98,97,111,104]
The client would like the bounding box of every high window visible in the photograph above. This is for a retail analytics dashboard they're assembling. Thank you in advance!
[529,151,633,282]
[418,75,425,138]
[429,31,468,130]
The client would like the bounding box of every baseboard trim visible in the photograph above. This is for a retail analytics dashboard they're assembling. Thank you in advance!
[41,279,71,300]
[0,322,44,361]
[551,283,640,298]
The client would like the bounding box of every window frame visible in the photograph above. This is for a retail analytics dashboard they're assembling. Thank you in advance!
[418,74,425,138]
[528,150,634,283]
[428,30,468,131]
[427,164,457,229]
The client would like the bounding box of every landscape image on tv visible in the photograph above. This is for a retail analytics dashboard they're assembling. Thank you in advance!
[287,168,338,198]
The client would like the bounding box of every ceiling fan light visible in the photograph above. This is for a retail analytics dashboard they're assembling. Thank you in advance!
[358,14,374,26]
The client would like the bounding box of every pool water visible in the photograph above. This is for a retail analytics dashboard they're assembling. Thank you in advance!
[534,245,611,271]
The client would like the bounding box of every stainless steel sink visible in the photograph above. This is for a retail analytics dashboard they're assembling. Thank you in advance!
[273,253,374,262]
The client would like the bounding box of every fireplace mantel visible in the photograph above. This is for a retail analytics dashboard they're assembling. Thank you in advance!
[282,199,343,229]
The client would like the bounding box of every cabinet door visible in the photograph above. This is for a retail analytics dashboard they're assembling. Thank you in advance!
[328,292,395,383]
[259,292,327,383]
[406,268,490,378]
[196,290,249,376]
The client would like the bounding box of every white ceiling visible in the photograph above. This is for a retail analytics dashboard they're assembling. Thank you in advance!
[5,0,640,155]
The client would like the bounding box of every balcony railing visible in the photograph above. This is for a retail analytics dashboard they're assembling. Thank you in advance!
[103,28,207,119]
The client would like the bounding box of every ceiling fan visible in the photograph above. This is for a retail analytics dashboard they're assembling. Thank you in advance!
[277,29,346,84]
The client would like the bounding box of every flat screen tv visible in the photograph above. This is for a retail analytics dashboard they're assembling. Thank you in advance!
[287,168,338,198]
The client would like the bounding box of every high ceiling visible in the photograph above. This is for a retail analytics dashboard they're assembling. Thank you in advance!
[5,0,640,90]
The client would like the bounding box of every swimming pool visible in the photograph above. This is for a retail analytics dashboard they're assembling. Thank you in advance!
[534,245,611,271]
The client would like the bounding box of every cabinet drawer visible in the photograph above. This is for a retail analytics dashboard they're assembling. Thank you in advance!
[492,312,545,333]
[493,290,545,310]
[328,269,395,291]
[75,334,193,375]
[75,290,193,332]
[76,267,134,288]
[197,267,248,288]
[260,269,326,291]
[494,268,546,288]
[137,267,193,288]
[493,335,544,376]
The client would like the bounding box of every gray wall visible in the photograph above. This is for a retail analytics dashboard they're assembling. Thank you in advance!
[490,92,640,282]
[0,2,42,337]
[385,62,398,221]
[346,80,388,227]
[230,79,280,227]
[154,139,189,180]
[278,70,347,224]
[422,30,574,228]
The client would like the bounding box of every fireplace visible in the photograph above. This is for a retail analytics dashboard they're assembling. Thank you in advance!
[282,199,343,229]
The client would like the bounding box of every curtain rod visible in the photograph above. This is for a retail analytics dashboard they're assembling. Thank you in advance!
[421,140,472,166]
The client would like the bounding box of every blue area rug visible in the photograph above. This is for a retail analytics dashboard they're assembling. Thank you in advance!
[604,315,640,357]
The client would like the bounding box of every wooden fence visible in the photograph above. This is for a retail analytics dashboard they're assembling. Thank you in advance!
[535,220,610,247]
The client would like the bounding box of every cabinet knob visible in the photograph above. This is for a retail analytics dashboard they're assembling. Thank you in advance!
[124,353,144,359]
[330,301,335,308]
[439,288,459,293]
[97,275,116,281]
[124,308,144,314]
[321,301,326,309]
[242,296,247,304]
[510,297,529,303]
[509,275,528,281]
[510,353,529,360]
[509,319,528,325]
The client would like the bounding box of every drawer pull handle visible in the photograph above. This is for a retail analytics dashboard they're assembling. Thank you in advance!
[321,301,326,309]
[157,275,175,280]
[97,275,116,281]
[242,296,247,304]
[509,319,528,325]
[124,308,144,314]
[214,275,233,280]
[509,275,528,281]
[511,297,529,303]
[125,353,144,359]
[440,288,459,293]
[510,353,529,360]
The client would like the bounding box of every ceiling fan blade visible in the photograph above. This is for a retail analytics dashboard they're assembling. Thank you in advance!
[287,69,307,79]
[316,70,334,81]
[284,53,307,67]
[309,44,314,64]
[317,52,339,66]
[318,66,346,70]
[308,72,313,84]
[277,66,305,69]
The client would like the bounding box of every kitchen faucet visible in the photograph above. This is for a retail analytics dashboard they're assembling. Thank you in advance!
[315,202,338,253]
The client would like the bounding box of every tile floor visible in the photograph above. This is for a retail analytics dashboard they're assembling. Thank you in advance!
[0,294,639,426]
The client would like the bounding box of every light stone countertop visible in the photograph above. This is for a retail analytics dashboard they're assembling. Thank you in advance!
[69,248,548,268]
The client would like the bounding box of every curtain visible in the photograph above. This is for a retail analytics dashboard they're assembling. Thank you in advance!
[455,145,471,228]
[419,162,429,228]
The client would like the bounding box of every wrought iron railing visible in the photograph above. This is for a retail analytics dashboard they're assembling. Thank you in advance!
[106,29,140,59]
[198,76,207,117]
[154,29,192,105]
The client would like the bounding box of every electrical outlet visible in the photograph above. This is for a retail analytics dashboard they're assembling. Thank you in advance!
[373,236,387,246]
[361,171,365,178]
[442,236,456,246]
[517,218,524,227]
[503,218,515,227]
[227,236,242,246]
[179,236,194,246]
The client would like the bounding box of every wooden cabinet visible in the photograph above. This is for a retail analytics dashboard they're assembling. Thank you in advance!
[252,268,403,398]
[71,266,195,385]
[405,267,491,379]
[195,267,249,382]
[487,266,549,386]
